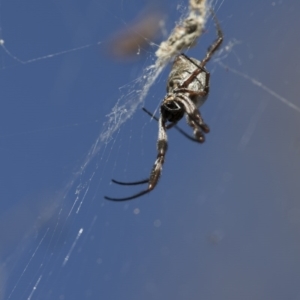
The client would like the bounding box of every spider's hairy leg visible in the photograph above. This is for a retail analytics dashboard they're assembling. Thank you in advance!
[104,115,168,202]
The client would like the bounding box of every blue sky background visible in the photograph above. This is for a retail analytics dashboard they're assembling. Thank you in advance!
[1,0,300,299]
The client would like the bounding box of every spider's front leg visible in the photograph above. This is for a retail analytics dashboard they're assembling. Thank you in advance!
[104,114,168,201]
[148,114,168,190]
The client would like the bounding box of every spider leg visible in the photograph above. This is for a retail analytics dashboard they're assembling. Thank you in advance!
[178,55,209,89]
[104,114,168,201]
[183,95,210,132]
[189,112,210,133]
[200,8,223,67]
[148,113,168,189]
[142,107,201,143]
[185,113,207,143]
[174,88,205,96]
[111,178,149,185]
[177,95,209,142]
[104,189,151,201]
[178,9,223,89]
[104,179,150,201]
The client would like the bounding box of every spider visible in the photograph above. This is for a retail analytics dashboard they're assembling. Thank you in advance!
[105,11,223,201]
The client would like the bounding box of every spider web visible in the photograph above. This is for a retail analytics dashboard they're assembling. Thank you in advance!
[0,0,214,298]
[0,0,300,299]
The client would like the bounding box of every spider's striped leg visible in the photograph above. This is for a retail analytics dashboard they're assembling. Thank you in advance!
[177,96,209,143]
[178,9,223,89]
[186,115,206,143]
[104,115,168,201]
[200,8,223,67]
[179,55,209,89]
[188,109,210,133]
[148,114,168,190]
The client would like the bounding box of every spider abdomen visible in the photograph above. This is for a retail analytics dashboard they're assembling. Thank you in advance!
[167,55,209,108]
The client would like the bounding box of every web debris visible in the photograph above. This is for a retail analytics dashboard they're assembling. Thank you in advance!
[156,0,209,65]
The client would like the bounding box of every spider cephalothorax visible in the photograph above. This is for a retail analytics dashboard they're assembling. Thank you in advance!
[161,97,185,123]
[105,11,223,201]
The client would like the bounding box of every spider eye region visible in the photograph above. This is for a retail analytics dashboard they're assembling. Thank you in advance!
[161,100,184,123]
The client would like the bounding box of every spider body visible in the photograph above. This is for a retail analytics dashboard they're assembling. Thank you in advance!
[167,55,209,107]
[105,11,223,201]
[160,55,210,133]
